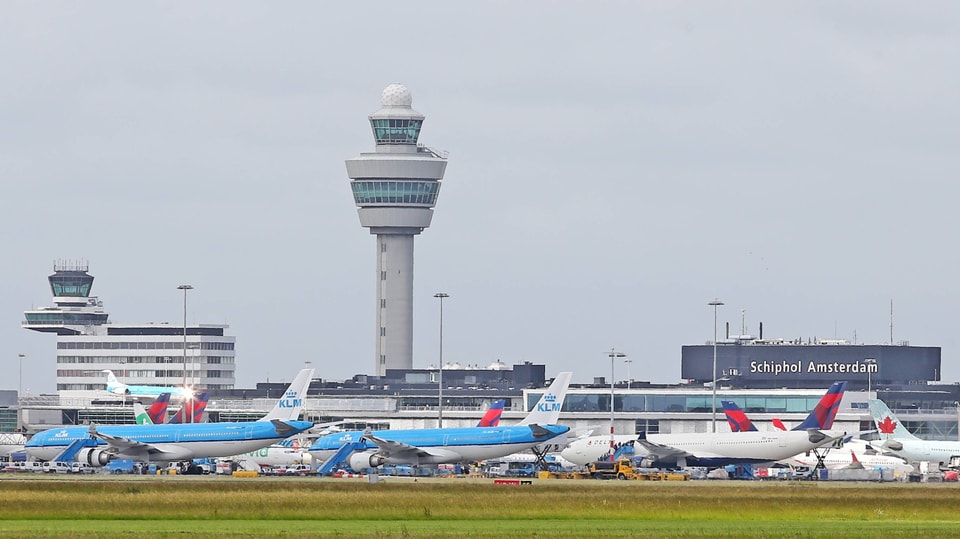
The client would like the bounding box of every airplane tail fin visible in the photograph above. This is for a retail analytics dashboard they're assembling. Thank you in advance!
[169,392,209,424]
[102,370,118,385]
[517,372,572,426]
[145,393,171,424]
[102,369,129,394]
[772,418,787,431]
[868,399,919,440]
[133,402,153,425]
[477,399,506,427]
[793,381,847,431]
[259,368,315,422]
[721,400,758,432]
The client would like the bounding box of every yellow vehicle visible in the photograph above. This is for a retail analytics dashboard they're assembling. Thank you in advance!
[587,459,640,480]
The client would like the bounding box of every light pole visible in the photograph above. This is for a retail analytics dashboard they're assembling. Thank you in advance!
[864,358,877,396]
[607,349,626,461]
[178,284,193,423]
[624,358,633,386]
[434,292,449,428]
[17,353,24,433]
[708,299,724,433]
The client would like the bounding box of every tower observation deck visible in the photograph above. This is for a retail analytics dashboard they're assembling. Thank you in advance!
[23,261,109,335]
[346,84,448,376]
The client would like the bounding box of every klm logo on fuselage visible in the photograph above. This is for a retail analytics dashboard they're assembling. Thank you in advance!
[536,393,561,413]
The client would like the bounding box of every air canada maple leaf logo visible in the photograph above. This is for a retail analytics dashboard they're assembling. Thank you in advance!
[878,416,897,434]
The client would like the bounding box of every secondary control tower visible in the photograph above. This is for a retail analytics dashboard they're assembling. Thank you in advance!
[346,84,448,376]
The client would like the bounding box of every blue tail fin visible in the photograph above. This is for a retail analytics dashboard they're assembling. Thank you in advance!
[477,400,506,427]
[793,381,847,430]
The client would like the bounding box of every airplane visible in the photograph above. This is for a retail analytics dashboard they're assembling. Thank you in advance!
[868,399,960,466]
[560,385,847,468]
[25,368,315,466]
[308,372,573,472]
[134,393,171,425]
[783,446,912,473]
[721,381,848,432]
[102,370,193,399]
[477,400,506,427]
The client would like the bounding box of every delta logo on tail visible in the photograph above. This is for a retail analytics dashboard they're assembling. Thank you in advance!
[477,400,506,427]
[794,381,847,430]
[721,401,757,432]
[146,393,171,424]
[169,392,210,424]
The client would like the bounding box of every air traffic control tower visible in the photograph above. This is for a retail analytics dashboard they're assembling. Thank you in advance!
[346,84,448,376]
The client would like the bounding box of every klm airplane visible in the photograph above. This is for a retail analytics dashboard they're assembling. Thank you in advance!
[25,368,315,466]
[309,372,572,471]
[102,370,194,399]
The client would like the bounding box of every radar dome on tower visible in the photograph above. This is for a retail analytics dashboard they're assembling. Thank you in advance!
[380,83,414,107]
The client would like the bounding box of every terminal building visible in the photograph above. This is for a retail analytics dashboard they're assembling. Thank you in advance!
[22,262,236,397]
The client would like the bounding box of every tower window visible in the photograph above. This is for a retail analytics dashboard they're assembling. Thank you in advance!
[381,271,387,280]
[380,327,386,336]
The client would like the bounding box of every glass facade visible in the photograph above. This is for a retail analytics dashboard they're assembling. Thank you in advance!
[24,312,109,325]
[352,180,440,206]
[371,118,422,145]
[49,272,94,297]
[529,391,824,414]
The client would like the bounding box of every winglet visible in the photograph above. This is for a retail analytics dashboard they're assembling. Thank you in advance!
[259,368,314,421]
[518,372,572,426]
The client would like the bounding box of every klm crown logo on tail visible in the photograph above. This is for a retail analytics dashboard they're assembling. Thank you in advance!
[537,393,561,413]
[259,368,314,422]
[518,372,572,426]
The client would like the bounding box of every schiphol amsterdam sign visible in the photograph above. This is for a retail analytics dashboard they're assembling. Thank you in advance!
[749,359,879,376]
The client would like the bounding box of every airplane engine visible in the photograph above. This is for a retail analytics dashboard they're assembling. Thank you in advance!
[348,451,386,471]
[76,448,112,467]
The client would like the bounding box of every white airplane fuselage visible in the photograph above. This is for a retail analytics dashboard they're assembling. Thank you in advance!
[561,431,836,467]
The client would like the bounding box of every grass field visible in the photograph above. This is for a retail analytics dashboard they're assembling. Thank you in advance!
[2,475,960,537]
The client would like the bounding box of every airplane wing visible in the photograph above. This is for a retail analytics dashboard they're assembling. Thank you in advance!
[634,433,695,466]
[362,433,458,462]
[89,427,176,458]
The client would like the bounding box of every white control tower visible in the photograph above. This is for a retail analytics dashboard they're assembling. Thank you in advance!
[346,84,448,376]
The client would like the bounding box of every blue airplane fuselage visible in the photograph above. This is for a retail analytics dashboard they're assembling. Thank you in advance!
[309,424,570,465]
[25,420,313,463]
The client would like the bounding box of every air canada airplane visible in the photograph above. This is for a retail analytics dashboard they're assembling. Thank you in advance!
[25,368,315,466]
[309,372,572,472]
[869,399,960,466]
[102,370,193,399]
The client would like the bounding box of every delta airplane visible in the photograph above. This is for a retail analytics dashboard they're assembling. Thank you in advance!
[168,392,210,424]
[102,370,193,399]
[869,399,960,466]
[309,372,573,471]
[25,368,315,466]
[561,383,847,468]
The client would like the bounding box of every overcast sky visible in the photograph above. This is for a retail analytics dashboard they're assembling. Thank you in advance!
[2,2,959,393]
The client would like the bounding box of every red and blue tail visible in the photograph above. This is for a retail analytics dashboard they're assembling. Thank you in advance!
[721,401,758,432]
[477,399,506,427]
[169,392,210,424]
[146,393,171,424]
[793,381,847,430]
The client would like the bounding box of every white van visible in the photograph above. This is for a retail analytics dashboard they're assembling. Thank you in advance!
[20,461,45,473]
[43,461,72,474]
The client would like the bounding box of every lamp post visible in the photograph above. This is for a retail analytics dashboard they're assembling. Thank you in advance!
[864,358,877,396]
[607,349,626,461]
[708,299,724,433]
[17,353,24,433]
[624,358,633,386]
[178,284,193,424]
[434,292,449,428]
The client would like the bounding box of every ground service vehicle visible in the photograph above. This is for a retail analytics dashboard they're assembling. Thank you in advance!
[588,459,640,480]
